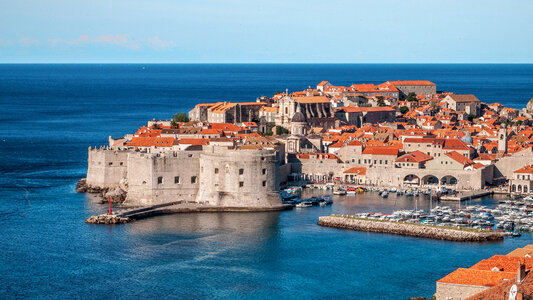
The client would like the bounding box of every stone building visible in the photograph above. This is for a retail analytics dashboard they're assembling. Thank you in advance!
[189,101,267,123]
[335,106,396,127]
[443,94,481,116]
[85,145,285,209]
[510,165,533,194]
[385,80,436,99]
[276,95,335,129]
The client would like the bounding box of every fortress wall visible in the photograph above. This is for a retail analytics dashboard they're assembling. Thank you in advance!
[197,148,282,207]
[126,151,201,206]
[86,148,129,188]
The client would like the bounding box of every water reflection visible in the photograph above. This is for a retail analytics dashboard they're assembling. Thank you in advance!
[301,188,506,215]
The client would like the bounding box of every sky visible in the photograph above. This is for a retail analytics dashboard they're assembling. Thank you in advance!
[1,0,532,63]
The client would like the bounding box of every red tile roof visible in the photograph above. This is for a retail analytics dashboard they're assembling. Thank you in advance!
[437,268,515,287]
[396,150,433,163]
[296,153,339,160]
[125,137,177,148]
[445,151,474,166]
[514,165,533,174]
[338,106,396,113]
[179,138,210,146]
[362,147,399,156]
[293,96,331,104]
[343,167,367,175]
[387,80,435,86]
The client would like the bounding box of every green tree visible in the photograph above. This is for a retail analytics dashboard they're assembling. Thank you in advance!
[173,112,189,123]
[276,126,290,135]
[467,114,476,122]
[400,106,409,114]
[376,96,386,107]
[152,123,160,129]
[170,120,178,128]
[405,92,417,102]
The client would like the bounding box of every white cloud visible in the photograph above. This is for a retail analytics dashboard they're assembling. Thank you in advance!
[19,37,39,46]
[47,35,176,50]
[0,39,14,47]
[146,36,176,49]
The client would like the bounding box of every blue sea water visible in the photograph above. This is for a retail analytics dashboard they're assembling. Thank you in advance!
[1,64,533,299]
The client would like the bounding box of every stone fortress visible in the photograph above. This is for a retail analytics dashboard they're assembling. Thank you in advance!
[85,143,287,210]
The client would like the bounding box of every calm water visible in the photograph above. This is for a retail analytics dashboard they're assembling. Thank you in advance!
[1,64,533,299]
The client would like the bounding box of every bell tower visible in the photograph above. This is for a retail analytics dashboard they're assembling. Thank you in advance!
[498,124,508,153]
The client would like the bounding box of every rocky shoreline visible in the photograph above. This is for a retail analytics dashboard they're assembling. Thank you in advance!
[76,178,126,204]
[317,215,504,242]
[85,214,130,224]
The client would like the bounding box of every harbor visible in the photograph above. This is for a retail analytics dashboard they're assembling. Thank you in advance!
[284,185,533,235]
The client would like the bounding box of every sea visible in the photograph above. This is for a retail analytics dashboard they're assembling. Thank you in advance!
[1,64,533,299]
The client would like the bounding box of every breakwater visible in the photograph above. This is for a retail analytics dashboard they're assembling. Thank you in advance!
[317,215,504,242]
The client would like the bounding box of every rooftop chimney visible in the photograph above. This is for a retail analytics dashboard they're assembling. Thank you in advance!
[516,263,527,284]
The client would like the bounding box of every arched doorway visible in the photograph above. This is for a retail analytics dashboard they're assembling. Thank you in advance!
[422,175,439,185]
[403,174,420,186]
[441,175,458,185]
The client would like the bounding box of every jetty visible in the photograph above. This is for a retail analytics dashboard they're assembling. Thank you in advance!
[440,190,493,201]
[86,201,292,224]
[317,215,504,242]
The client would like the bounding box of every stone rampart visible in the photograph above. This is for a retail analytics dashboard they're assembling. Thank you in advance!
[86,147,129,188]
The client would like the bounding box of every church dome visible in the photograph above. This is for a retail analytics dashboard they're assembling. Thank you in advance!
[461,135,473,144]
[291,111,306,123]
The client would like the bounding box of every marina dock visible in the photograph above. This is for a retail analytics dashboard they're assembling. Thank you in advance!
[440,190,493,201]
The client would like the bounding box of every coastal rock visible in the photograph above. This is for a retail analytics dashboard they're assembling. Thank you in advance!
[76,178,127,204]
[85,214,130,225]
[103,187,127,204]
[76,178,103,194]
[318,215,504,242]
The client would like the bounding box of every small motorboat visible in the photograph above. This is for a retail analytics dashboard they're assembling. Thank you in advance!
[296,202,312,208]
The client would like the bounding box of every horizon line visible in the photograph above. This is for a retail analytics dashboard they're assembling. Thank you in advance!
[1,62,533,65]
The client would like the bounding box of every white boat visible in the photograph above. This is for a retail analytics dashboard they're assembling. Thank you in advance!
[296,202,312,208]
[333,188,346,195]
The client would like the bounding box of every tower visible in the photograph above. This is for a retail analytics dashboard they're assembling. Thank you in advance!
[498,124,508,153]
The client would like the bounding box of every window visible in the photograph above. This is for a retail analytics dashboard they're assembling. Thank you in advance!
[239,181,244,187]
[215,168,219,174]
[157,177,163,184]
[191,176,197,184]
[174,176,180,184]
[239,169,244,175]
[385,160,388,165]
[379,160,382,164]
[119,162,124,166]
[262,168,266,175]
[262,181,266,187]
[109,162,113,166]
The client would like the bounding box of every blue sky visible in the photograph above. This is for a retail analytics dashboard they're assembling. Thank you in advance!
[1,0,532,63]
